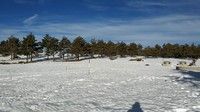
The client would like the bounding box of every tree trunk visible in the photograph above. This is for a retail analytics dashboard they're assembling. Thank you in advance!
[91,53,94,58]
[62,54,64,60]
[47,55,49,60]
[101,53,103,58]
[10,53,13,60]
[77,54,79,61]
[30,53,33,62]
[53,53,55,61]
[14,53,16,60]
[26,54,28,63]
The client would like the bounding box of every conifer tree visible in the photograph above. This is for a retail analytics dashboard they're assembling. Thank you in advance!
[59,37,71,60]
[21,33,37,62]
[7,36,20,60]
[117,42,127,57]
[90,38,98,58]
[127,42,138,56]
[50,37,59,61]
[106,41,117,57]
[42,34,59,60]
[96,40,106,57]
[0,40,9,56]
[71,36,86,60]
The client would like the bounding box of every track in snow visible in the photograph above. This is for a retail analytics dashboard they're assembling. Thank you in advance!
[0,58,199,112]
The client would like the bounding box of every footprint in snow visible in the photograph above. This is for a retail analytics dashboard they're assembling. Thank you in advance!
[88,85,93,87]
[104,83,112,86]
[43,97,47,100]
[181,87,184,90]
[54,90,58,93]
[188,92,199,98]
[29,105,37,111]
[76,79,85,82]
[172,108,189,112]
[120,81,126,84]
[192,105,200,110]
[127,79,131,81]
[173,82,178,85]
[185,90,190,93]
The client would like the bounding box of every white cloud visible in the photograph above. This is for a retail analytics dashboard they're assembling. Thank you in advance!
[1,15,200,45]
[23,14,39,25]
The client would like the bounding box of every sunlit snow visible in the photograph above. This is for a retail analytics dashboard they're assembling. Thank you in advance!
[0,58,199,112]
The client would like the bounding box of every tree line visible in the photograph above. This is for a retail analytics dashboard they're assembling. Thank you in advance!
[0,33,200,62]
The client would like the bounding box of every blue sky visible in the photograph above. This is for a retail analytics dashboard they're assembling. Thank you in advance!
[0,0,200,45]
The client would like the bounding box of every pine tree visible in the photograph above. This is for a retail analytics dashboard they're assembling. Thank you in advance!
[21,33,37,62]
[84,43,92,57]
[71,36,86,60]
[137,44,143,56]
[1,35,200,60]
[143,46,152,56]
[117,42,127,57]
[42,34,52,59]
[127,42,138,56]
[90,38,98,58]
[96,40,106,57]
[50,37,59,61]
[106,41,117,57]
[0,40,9,56]
[59,37,71,60]
[7,36,20,60]
[42,34,59,60]
[153,44,161,57]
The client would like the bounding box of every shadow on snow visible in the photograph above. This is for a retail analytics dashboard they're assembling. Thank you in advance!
[169,70,200,88]
[178,71,200,88]
[127,102,143,112]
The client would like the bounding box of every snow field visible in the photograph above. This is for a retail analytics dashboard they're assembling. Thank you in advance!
[0,58,199,112]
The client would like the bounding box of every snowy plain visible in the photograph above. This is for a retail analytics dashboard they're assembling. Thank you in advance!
[0,57,200,112]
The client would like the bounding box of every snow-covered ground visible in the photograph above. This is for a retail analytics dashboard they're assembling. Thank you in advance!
[0,58,199,112]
